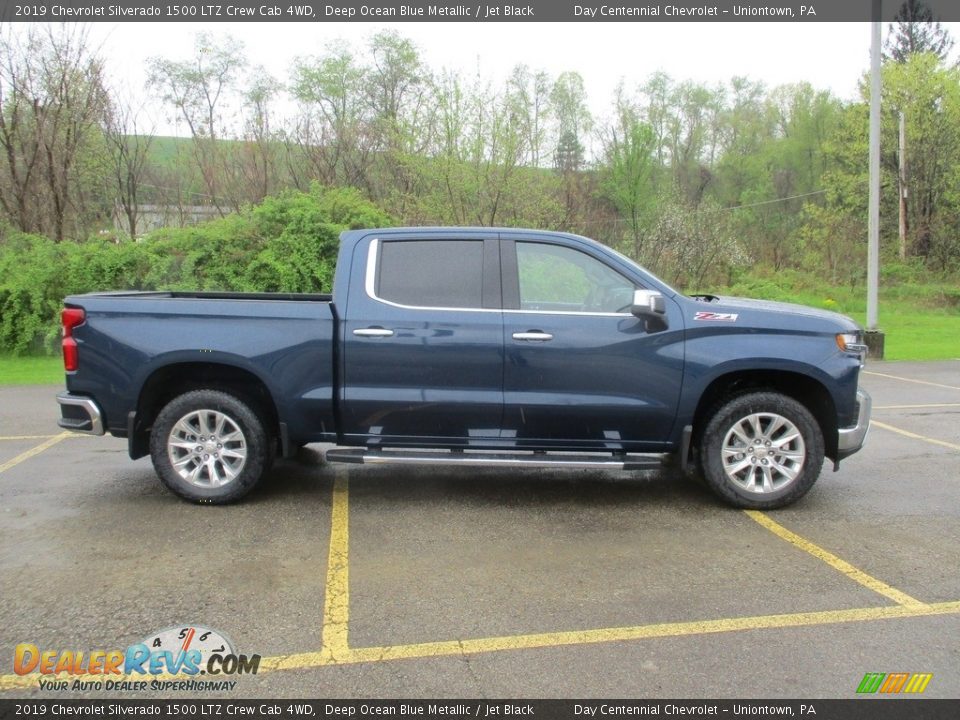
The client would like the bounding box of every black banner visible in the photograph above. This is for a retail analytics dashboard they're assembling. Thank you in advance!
[2,701,960,720]
[3,0,960,23]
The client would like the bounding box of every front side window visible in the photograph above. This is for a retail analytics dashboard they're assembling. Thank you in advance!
[516,242,634,313]
[377,240,484,308]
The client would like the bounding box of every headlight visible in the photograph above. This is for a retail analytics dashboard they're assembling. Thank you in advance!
[836,332,868,355]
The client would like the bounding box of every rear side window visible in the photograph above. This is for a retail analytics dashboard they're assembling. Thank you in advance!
[377,240,484,308]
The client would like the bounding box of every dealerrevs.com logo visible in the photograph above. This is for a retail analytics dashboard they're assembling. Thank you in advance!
[856,672,933,694]
[14,625,261,692]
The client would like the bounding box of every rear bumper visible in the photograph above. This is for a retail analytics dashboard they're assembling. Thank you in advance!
[837,387,871,459]
[57,392,105,436]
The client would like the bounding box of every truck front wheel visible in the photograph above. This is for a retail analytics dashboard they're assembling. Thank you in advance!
[700,392,824,509]
[149,389,270,504]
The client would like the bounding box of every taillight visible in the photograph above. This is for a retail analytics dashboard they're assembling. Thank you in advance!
[62,307,85,372]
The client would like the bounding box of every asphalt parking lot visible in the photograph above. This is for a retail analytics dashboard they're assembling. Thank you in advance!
[1,360,958,698]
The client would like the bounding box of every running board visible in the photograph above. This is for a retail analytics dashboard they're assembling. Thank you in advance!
[325,448,663,471]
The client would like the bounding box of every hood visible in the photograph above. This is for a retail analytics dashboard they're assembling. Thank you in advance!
[693,295,861,332]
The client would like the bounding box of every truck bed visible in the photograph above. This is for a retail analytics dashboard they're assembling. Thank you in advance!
[62,291,338,446]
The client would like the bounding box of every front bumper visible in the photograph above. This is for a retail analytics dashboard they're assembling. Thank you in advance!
[837,387,871,459]
[57,392,105,436]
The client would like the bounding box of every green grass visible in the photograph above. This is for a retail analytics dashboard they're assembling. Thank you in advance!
[0,355,64,386]
[845,310,960,360]
[709,270,960,361]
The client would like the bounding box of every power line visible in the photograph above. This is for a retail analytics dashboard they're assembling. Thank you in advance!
[722,188,828,211]
[138,182,232,203]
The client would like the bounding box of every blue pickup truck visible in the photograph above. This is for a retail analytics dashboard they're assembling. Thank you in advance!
[56,227,871,508]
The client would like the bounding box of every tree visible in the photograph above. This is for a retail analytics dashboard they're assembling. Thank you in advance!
[506,64,551,167]
[550,71,591,172]
[237,67,279,203]
[103,91,154,238]
[290,41,372,189]
[711,76,768,206]
[883,53,960,260]
[663,80,724,204]
[363,31,433,207]
[884,0,954,63]
[415,70,547,227]
[0,25,110,240]
[365,30,430,153]
[147,33,247,213]
[600,91,657,260]
[718,83,841,270]
[633,73,725,204]
[0,29,46,234]
[646,191,746,288]
[548,71,592,226]
[809,52,960,273]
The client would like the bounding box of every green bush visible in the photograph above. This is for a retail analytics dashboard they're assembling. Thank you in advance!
[0,185,392,354]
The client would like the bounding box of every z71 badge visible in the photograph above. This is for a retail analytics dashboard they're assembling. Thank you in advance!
[694,311,739,322]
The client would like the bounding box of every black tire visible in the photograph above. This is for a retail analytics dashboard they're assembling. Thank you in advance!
[699,391,824,509]
[149,389,271,504]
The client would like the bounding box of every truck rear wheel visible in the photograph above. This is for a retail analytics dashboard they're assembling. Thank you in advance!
[700,392,824,509]
[149,389,270,504]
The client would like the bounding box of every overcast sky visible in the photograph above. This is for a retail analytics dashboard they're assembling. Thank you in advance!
[78,20,960,134]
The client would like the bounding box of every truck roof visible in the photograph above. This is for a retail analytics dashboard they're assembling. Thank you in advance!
[340,226,595,244]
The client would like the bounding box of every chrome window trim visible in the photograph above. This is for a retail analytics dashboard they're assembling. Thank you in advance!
[506,309,633,318]
[364,237,635,318]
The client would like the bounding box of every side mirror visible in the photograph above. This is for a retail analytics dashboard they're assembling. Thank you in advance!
[631,289,666,318]
[631,289,668,332]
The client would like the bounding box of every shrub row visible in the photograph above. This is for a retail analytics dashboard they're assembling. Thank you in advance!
[0,186,391,354]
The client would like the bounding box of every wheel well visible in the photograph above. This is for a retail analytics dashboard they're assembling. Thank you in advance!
[132,363,280,458]
[691,370,838,460]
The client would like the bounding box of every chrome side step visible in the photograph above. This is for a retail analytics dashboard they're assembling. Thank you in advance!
[325,448,663,471]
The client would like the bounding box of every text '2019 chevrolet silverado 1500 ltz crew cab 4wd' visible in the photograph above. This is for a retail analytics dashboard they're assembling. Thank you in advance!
[56,227,871,508]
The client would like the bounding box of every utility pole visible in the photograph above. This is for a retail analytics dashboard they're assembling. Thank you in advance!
[898,111,908,261]
[866,0,885,359]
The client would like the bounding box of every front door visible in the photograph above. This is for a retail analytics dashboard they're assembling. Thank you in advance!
[501,237,684,450]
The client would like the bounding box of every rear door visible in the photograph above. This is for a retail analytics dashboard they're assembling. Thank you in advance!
[340,232,503,445]
[500,235,684,450]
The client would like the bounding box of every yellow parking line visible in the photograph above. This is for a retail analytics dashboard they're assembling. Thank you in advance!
[0,434,58,441]
[864,370,960,392]
[0,432,70,475]
[342,600,960,666]
[0,434,92,441]
[744,511,924,607]
[872,420,960,452]
[4,600,959,690]
[875,403,960,410]
[320,469,351,658]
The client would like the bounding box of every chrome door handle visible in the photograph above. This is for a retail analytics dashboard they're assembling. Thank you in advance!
[512,332,553,342]
[353,328,395,338]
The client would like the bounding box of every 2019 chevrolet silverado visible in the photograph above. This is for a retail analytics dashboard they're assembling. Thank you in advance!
[56,227,871,508]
